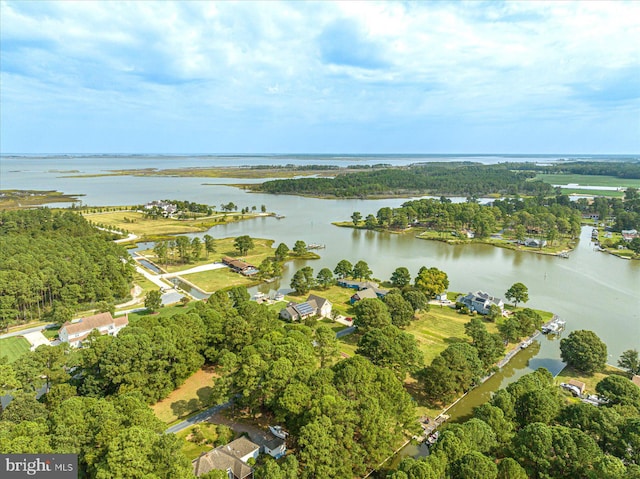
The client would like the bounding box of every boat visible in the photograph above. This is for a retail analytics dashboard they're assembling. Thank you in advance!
[427,431,439,445]
[269,425,289,440]
[520,338,533,349]
[306,243,326,250]
[558,252,569,258]
[274,214,285,219]
[274,293,285,301]
[542,318,566,334]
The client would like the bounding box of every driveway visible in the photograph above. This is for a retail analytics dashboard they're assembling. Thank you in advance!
[23,331,51,350]
[165,401,234,434]
[161,263,227,278]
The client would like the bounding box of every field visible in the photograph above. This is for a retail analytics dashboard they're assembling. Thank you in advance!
[151,366,219,424]
[127,301,197,324]
[560,188,625,198]
[82,210,263,238]
[405,306,499,364]
[0,336,31,362]
[535,173,640,189]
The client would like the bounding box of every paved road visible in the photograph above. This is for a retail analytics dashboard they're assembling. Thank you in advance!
[0,324,55,340]
[161,263,227,278]
[165,400,234,434]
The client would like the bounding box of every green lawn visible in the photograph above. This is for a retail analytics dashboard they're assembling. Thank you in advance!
[404,306,498,365]
[286,285,356,317]
[0,336,31,362]
[127,301,197,324]
[151,366,219,423]
[560,188,625,198]
[175,422,234,460]
[185,268,262,293]
[535,173,640,189]
[555,364,627,396]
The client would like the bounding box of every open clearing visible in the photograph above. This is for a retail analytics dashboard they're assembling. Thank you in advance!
[82,210,262,238]
[0,336,31,362]
[151,366,219,424]
[535,173,640,189]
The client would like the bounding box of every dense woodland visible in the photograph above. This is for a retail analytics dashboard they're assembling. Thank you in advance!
[257,163,555,197]
[386,367,640,479]
[352,189,640,239]
[0,209,134,329]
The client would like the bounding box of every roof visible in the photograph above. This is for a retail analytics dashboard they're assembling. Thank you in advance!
[463,291,503,305]
[192,448,253,478]
[568,379,586,391]
[353,288,378,300]
[222,256,255,271]
[263,432,286,451]
[223,437,259,459]
[632,375,640,388]
[61,312,127,336]
[307,294,330,309]
[293,302,316,317]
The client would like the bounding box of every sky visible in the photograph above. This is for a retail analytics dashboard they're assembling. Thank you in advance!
[1,1,639,154]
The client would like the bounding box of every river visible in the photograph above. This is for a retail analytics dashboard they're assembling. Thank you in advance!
[2,155,639,466]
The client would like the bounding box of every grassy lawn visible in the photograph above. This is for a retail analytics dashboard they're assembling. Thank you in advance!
[185,268,261,293]
[152,366,219,424]
[0,337,31,362]
[127,301,197,324]
[535,173,640,189]
[404,306,499,365]
[82,210,263,238]
[561,188,625,198]
[175,423,234,460]
[42,326,60,339]
[555,364,627,396]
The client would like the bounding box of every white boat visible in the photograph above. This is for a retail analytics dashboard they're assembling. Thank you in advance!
[427,431,439,445]
[269,425,289,439]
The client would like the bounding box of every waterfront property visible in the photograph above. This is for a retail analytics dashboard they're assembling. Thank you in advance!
[192,436,259,478]
[59,312,128,348]
[280,294,332,321]
[457,291,504,315]
[222,256,259,276]
[523,238,547,248]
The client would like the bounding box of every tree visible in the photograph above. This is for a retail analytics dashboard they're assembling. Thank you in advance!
[175,235,191,263]
[383,292,415,328]
[390,267,411,288]
[290,267,314,295]
[356,325,423,379]
[451,451,498,479]
[315,325,339,368]
[402,290,429,313]
[293,240,307,255]
[497,458,527,479]
[144,290,162,312]
[274,243,289,261]
[595,375,640,406]
[505,283,529,308]
[203,234,216,258]
[560,330,607,375]
[414,267,449,299]
[353,298,392,332]
[234,235,254,255]
[316,268,334,289]
[191,237,202,260]
[365,214,378,229]
[351,211,362,226]
[333,260,353,279]
[618,349,640,376]
[153,241,169,266]
[352,260,372,280]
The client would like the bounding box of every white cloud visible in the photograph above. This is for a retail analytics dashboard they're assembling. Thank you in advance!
[1,0,638,153]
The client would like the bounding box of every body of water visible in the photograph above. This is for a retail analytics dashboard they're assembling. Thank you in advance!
[3,155,639,467]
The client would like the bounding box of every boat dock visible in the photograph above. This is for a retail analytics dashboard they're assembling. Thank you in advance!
[306,243,326,250]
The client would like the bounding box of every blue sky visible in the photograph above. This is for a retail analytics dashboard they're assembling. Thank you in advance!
[1,1,638,154]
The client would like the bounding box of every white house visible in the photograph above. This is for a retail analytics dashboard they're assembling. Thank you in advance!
[59,312,128,348]
[279,295,332,321]
[458,291,504,315]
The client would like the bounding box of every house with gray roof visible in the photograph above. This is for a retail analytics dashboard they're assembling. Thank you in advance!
[192,437,259,478]
[279,294,332,321]
[458,291,504,315]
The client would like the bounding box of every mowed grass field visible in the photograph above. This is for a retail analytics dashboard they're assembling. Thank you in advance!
[555,364,628,396]
[405,306,499,365]
[535,173,640,189]
[82,210,262,237]
[151,366,219,424]
[0,336,31,362]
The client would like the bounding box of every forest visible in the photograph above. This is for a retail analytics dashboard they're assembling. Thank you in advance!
[386,366,640,479]
[509,160,640,179]
[0,209,134,329]
[257,163,555,198]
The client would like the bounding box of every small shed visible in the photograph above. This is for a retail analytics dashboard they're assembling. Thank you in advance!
[568,379,586,395]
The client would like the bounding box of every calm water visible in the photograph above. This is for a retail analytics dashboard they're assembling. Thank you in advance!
[2,155,639,460]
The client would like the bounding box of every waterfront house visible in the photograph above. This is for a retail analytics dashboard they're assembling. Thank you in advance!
[280,295,332,321]
[222,256,259,276]
[523,238,547,248]
[458,291,504,315]
[193,437,259,479]
[59,312,128,348]
[621,229,639,242]
[350,288,379,304]
[337,279,380,290]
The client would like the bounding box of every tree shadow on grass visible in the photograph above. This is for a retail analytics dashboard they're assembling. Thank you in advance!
[171,398,202,419]
[196,386,214,406]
